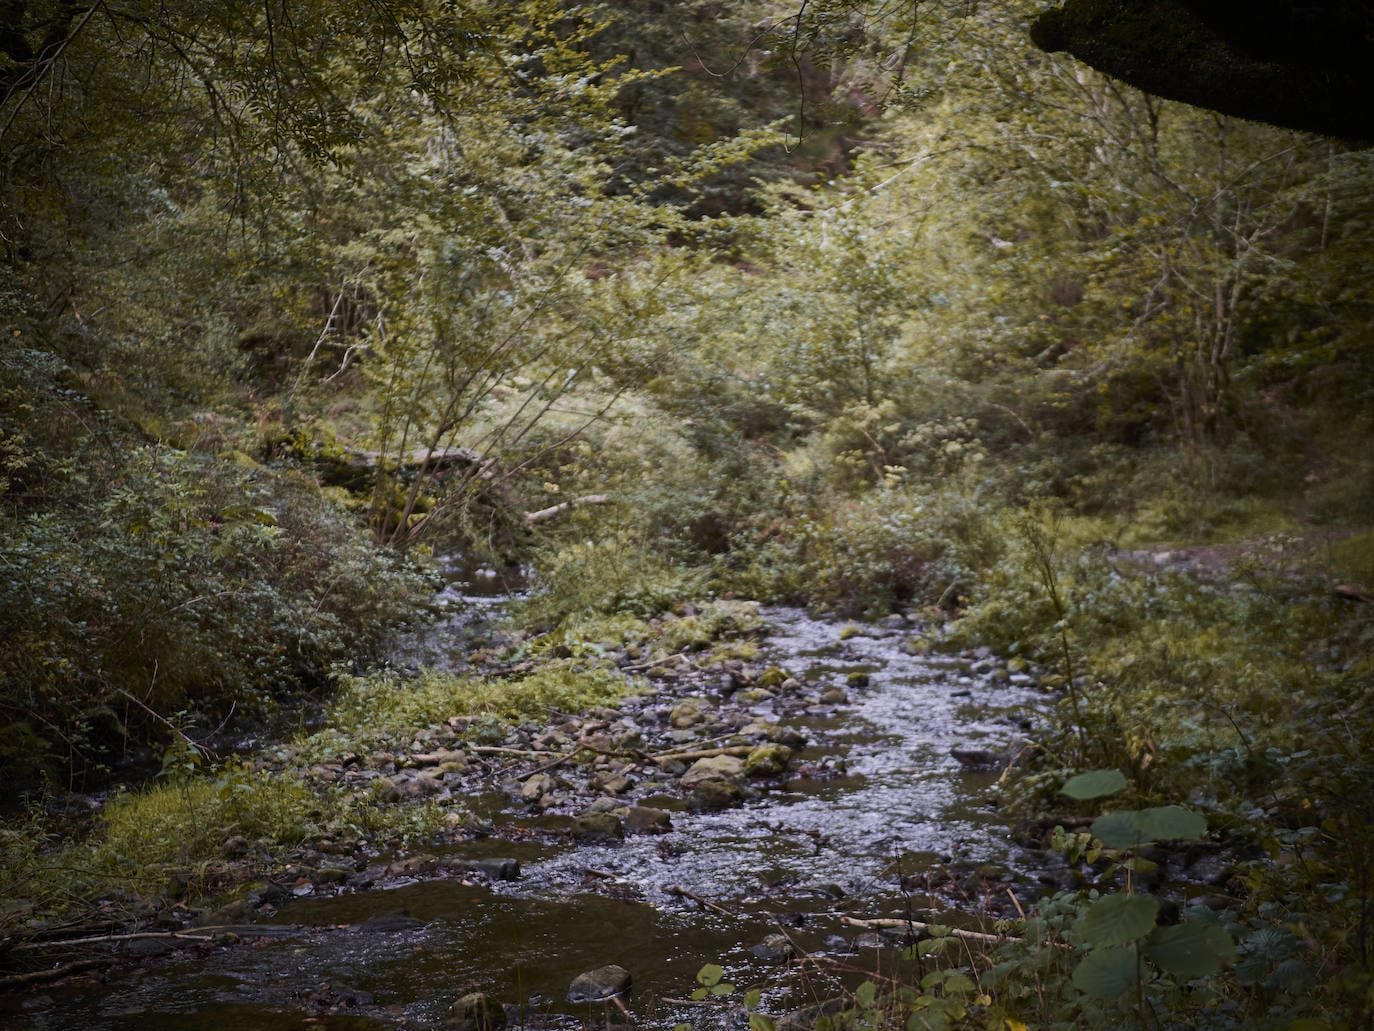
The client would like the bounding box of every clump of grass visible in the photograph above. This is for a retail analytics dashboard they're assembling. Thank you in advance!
[294,660,645,763]
[1324,528,1374,584]
[656,600,765,653]
[0,764,330,919]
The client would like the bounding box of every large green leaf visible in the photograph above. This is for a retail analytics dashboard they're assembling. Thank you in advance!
[1061,769,1128,800]
[1091,811,1149,849]
[1079,893,1160,947]
[1137,805,1208,842]
[1072,946,1140,998]
[1092,805,1208,848]
[1145,922,1234,979]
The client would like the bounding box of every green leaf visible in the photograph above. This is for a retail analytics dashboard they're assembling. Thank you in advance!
[1079,893,1159,946]
[855,980,877,1008]
[696,963,725,988]
[744,988,762,1010]
[1072,945,1140,998]
[750,1015,776,1031]
[712,982,735,996]
[1136,805,1207,842]
[1092,806,1207,848]
[1145,922,1234,979]
[1091,811,1148,849]
[942,972,977,994]
[690,987,707,1001]
[1061,769,1128,800]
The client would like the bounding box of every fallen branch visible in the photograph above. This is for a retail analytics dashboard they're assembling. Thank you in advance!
[523,747,585,777]
[9,925,300,952]
[666,884,738,919]
[524,493,611,525]
[652,745,753,764]
[471,746,559,758]
[839,916,1021,946]
[0,958,110,988]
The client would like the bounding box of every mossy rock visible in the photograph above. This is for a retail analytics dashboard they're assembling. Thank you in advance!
[745,743,793,777]
[758,666,791,689]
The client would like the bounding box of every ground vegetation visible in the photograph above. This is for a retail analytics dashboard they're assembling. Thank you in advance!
[1,0,1371,1025]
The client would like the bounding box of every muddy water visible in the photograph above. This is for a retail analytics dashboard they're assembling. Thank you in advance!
[14,605,1050,1031]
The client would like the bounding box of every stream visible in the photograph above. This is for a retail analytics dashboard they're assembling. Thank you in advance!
[9,570,1054,1030]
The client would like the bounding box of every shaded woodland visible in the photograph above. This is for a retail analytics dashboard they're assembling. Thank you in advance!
[2,1,1372,1026]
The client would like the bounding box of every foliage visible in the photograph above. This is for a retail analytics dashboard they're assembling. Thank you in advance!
[292,661,644,764]
[0,444,429,786]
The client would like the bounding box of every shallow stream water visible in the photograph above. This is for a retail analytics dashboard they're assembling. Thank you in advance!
[10,580,1052,1030]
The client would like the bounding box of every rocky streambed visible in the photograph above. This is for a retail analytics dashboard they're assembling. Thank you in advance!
[5,598,1067,1030]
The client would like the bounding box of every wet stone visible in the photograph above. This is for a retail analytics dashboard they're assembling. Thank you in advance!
[594,773,634,795]
[521,773,555,802]
[447,991,506,1030]
[569,813,624,843]
[470,858,521,882]
[669,701,705,728]
[745,743,793,777]
[689,779,745,811]
[679,755,745,787]
[567,964,632,1003]
[623,806,672,834]
[751,933,796,963]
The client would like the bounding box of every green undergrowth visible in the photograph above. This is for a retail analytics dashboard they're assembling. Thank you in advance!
[293,660,646,764]
[532,599,766,659]
[932,509,1374,1026]
[0,756,446,936]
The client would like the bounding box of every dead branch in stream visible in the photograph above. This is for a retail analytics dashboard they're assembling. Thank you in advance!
[839,915,1023,946]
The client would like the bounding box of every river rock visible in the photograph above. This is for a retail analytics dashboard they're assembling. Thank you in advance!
[570,813,624,843]
[567,964,631,1002]
[751,933,796,963]
[745,743,793,777]
[593,773,634,795]
[447,991,506,1029]
[679,755,745,787]
[407,769,446,797]
[623,806,672,834]
[689,779,745,810]
[818,687,848,704]
[521,773,555,802]
[758,666,790,689]
[669,701,705,728]
[950,748,1002,769]
[374,776,405,802]
[470,858,521,882]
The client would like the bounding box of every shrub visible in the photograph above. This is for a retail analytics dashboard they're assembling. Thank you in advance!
[0,446,430,787]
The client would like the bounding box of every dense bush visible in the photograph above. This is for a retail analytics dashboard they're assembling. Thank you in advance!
[0,445,430,787]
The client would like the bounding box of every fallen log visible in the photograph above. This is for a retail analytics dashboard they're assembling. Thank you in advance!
[839,915,1021,946]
